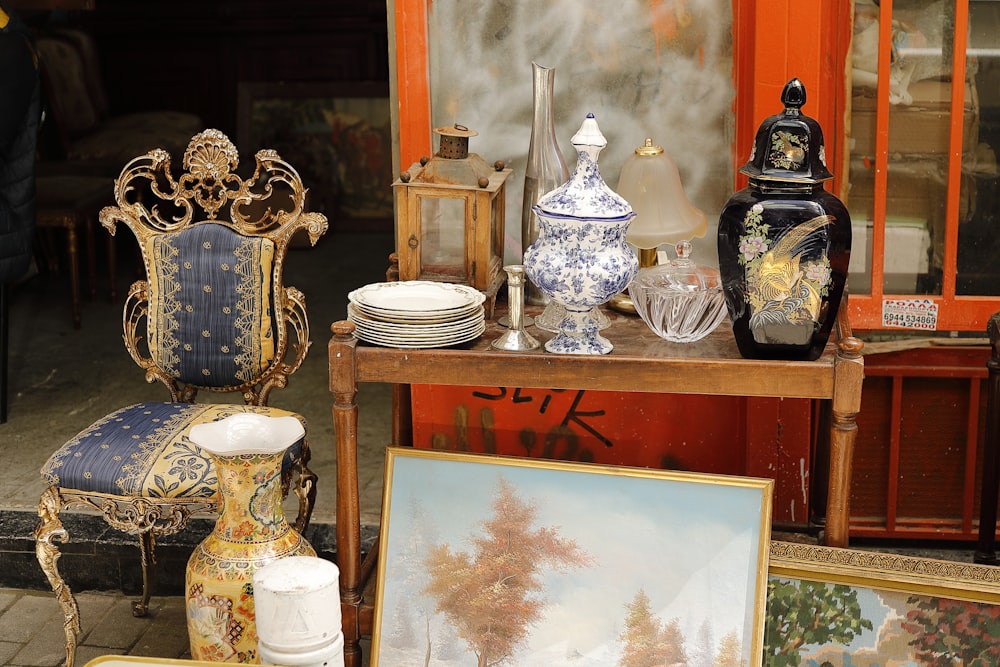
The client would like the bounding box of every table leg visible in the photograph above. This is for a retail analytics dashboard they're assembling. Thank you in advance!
[329,322,364,667]
[393,383,412,447]
[825,335,865,548]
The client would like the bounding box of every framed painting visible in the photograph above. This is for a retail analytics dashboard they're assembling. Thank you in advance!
[236,81,393,227]
[766,540,1000,666]
[373,447,773,666]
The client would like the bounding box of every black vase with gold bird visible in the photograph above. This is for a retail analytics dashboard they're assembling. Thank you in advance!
[718,78,852,361]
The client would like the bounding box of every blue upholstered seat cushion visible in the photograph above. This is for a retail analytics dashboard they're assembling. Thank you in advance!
[40,403,305,500]
[146,222,276,388]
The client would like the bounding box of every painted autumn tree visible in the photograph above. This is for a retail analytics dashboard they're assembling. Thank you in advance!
[763,578,872,667]
[422,476,593,667]
[712,629,742,667]
[689,619,716,667]
[618,588,688,667]
[385,499,442,663]
[901,595,1000,666]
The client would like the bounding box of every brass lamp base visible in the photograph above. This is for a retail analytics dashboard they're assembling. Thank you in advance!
[608,247,657,315]
[608,291,636,315]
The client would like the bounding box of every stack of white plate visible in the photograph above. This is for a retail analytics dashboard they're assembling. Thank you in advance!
[347,281,487,348]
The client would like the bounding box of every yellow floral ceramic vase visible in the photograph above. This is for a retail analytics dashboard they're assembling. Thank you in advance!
[185,413,315,662]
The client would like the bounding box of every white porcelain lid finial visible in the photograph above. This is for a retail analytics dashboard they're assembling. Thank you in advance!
[534,113,633,221]
[571,113,608,151]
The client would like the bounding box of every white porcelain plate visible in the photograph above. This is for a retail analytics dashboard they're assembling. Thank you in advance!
[351,321,486,349]
[349,281,485,315]
[349,320,485,342]
[348,304,484,334]
[350,301,482,324]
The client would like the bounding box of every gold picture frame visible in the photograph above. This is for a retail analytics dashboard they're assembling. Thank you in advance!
[373,447,773,666]
[766,540,1000,665]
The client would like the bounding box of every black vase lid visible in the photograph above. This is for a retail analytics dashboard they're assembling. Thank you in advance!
[740,78,834,185]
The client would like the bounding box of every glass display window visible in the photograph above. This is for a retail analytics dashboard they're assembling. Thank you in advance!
[847,0,1000,331]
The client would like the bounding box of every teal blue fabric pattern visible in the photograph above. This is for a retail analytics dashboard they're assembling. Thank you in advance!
[147,222,276,389]
[41,402,304,500]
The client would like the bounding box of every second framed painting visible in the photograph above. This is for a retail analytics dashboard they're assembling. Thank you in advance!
[373,447,774,666]
[766,540,1000,666]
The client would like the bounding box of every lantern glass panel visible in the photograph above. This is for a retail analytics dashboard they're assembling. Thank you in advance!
[419,195,467,279]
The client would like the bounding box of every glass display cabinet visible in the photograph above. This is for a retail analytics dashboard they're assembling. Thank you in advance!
[845,0,1000,330]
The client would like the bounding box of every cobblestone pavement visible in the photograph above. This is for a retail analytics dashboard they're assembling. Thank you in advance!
[0,587,372,666]
[0,587,189,666]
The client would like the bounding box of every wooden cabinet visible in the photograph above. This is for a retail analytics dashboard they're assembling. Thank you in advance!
[851,343,992,540]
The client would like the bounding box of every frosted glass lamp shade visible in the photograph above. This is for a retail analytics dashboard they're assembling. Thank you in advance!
[618,139,707,249]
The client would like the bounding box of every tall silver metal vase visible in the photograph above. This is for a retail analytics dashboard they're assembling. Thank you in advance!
[522,62,569,306]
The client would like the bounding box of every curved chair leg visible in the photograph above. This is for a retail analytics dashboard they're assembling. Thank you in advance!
[133,530,157,617]
[35,486,81,667]
[292,444,318,534]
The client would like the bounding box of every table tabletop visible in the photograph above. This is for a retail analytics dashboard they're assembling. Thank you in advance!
[345,306,848,401]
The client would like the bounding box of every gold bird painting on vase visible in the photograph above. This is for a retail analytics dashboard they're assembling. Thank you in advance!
[739,208,834,347]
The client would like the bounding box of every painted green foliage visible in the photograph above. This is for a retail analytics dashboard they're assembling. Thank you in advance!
[763,578,872,667]
[902,595,1000,666]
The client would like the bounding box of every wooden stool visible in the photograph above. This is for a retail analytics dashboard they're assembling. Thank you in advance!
[34,175,114,328]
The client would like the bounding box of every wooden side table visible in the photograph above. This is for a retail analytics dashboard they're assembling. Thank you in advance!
[328,308,865,667]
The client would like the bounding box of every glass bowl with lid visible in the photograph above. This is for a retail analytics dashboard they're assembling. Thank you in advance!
[628,241,727,343]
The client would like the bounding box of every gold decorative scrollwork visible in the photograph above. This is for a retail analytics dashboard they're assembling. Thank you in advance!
[101,128,329,246]
[769,540,1000,597]
[35,487,81,667]
[102,129,328,404]
[59,491,216,535]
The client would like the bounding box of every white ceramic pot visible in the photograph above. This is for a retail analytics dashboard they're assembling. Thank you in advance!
[258,633,344,667]
[253,555,343,657]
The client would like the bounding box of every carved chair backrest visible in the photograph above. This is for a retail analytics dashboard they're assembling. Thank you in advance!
[99,129,328,405]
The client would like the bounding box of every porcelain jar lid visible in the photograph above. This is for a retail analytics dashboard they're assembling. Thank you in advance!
[740,78,834,185]
[535,114,633,221]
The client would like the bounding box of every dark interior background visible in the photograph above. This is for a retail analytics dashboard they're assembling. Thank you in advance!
[19,0,393,232]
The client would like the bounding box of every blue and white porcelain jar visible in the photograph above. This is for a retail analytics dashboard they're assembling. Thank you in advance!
[523,114,637,355]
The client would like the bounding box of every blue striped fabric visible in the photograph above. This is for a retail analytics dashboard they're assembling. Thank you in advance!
[41,403,305,500]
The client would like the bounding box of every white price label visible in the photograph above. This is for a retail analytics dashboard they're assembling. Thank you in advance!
[881,298,939,330]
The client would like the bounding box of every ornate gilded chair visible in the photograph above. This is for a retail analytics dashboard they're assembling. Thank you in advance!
[34,129,328,666]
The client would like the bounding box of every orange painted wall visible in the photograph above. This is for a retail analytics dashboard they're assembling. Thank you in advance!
[732,0,851,195]
[397,0,853,190]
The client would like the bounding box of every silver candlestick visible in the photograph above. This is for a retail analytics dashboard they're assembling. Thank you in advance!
[491,265,540,351]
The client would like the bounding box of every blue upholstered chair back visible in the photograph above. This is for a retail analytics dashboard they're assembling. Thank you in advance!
[99,129,327,404]
[147,222,277,388]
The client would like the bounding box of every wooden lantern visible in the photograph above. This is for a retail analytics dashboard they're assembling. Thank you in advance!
[392,124,512,302]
